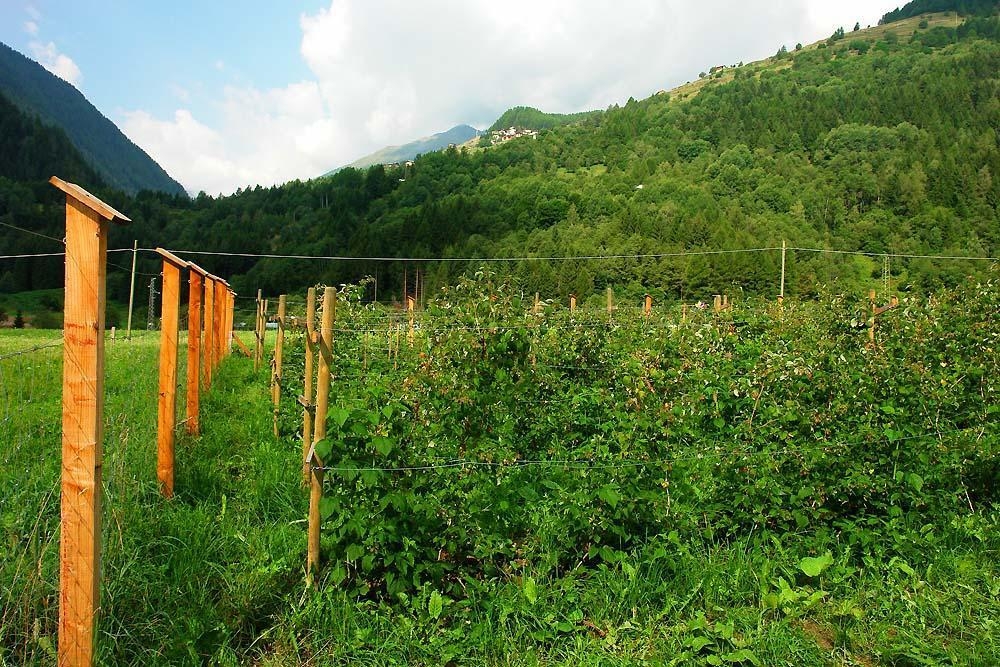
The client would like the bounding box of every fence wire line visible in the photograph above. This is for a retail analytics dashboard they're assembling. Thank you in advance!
[311,424,993,474]
[0,248,135,261]
[0,220,65,245]
[0,340,64,361]
[148,246,1000,264]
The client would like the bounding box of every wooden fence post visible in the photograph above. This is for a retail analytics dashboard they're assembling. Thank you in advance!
[644,294,653,318]
[214,280,226,371]
[869,289,877,346]
[714,295,722,313]
[227,290,235,357]
[569,294,577,313]
[272,295,286,437]
[203,276,216,388]
[407,296,415,345]
[607,287,614,321]
[254,289,263,371]
[155,249,188,499]
[302,287,317,485]
[185,263,207,436]
[533,292,541,315]
[51,177,130,667]
[308,287,336,586]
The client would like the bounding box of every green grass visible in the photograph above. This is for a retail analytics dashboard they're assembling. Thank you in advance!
[1,299,998,666]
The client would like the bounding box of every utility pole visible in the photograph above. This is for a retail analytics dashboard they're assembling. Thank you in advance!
[126,239,137,338]
[779,240,786,303]
[147,276,158,330]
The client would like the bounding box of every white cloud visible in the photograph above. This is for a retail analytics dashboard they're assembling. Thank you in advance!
[24,20,38,36]
[25,4,41,21]
[124,0,893,195]
[29,41,82,87]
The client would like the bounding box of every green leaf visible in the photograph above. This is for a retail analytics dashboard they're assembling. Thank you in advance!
[524,576,538,605]
[373,436,394,456]
[907,473,924,492]
[722,648,761,665]
[597,485,620,508]
[318,496,338,521]
[428,591,443,620]
[799,551,834,578]
[688,636,713,652]
[346,544,365,562]
[330,406,350,429]
[313,438,333,462]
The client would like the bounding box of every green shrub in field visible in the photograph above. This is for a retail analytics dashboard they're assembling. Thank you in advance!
[276,270,999,603]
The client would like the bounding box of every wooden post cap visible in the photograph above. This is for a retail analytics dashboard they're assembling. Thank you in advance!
[154,247,189,268]
[186,262,209,276]
[50,176,131,224]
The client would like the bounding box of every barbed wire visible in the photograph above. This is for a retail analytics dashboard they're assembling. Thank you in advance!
[0,220,64,245]
[150,246,1000,264]
[0,340,64,361]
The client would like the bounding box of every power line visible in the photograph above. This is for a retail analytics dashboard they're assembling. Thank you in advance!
[790,247,998,261]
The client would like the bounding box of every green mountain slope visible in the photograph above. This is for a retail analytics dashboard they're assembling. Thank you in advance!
[881,0,998,24]
[326,125,481,175]
[3,9,999,309]
[0,42,186,196]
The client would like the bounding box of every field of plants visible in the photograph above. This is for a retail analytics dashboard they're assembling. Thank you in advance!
[2,270,999,665]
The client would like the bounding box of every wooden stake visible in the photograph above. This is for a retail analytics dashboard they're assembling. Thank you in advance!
[125,239,137,340]
[869,289,877,346]
[779,239,786,302]
[203,276,216,387]
[644,294,652,318]
[185,264,207,436]
[272,295,286,437]
[51,176,130,667]
[254,289,263,372]
[302,287,316,484]
[214,280,226,371]
[155,249,187,499]
[533,292,541,315]
[569,294,577,313]
[714,295,722,313]
[407,296,415,345]
[607,287,614,320]
[308,287,336,585]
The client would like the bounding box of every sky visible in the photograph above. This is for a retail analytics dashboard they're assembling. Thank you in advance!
[0,1,900,196]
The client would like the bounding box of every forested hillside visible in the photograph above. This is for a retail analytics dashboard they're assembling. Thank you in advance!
[2,12,998,307]
[880,0,997,24]
[0,42,187,196]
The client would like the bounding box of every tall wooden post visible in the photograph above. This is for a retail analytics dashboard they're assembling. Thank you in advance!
[302,287,317,484]
[51,177,130,667]
[533,292,541,315]
[644,294,653,318]
[125,239,138,340]
[254,289,263,372]
[203,276,216,387]
[607,287,614,321]
[407,296,415,345]
[714,295,722,313]
[779,240,786,305]
[272,295,286,437]
[869,289,877,346]
[214,280,226,371]
[185,263,207,436]
[569,294,577,313]
[155,249,187,499]
[308,287,336,585]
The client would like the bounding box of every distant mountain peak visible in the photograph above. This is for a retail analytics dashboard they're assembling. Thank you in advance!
[326,124,482,175]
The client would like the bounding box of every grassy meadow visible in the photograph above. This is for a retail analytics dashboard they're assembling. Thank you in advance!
[1,278,999,666]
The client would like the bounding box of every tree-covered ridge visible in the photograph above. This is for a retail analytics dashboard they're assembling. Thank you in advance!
[488,106,602,132]
[0,42,187,196]
[881,0,998,24]
[0,91,102,186]
[2,15,999,311]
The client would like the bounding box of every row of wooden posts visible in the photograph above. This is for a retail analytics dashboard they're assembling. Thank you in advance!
[153,248,237,499]
[51,177,240,666]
